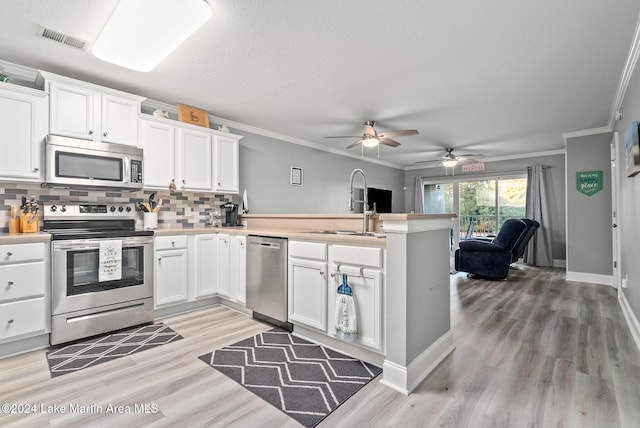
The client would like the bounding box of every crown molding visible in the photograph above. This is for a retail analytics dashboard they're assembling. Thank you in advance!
[561,126,612,143]
[0,59,40,82]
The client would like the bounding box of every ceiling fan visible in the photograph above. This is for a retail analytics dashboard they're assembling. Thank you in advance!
[417,148,485,167]
[324,120,418,149]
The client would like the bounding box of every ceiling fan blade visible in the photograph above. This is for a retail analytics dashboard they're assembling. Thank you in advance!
[456,158,480,165]
[455,153,485,159]
[345,139,363,149]
[379,138,401,147]
[362,124,376,136]
[378,129,418,138]
[324,135,362,139]
[415,159,444,164]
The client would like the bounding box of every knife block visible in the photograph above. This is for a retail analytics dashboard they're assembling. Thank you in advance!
[20,213,39,233]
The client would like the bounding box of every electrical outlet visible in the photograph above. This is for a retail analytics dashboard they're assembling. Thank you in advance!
[184,206,191,216]
[622,273,629,289]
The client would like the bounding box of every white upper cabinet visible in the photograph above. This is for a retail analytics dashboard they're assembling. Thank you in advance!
[139,119,176,188]
[0,84,48,181]
[139,114,241,194]
[38,71,144,146]
[178,127,213,191]
[214,134,239,193]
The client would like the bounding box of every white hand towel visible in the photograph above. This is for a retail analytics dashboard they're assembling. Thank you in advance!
[99,240,122,282]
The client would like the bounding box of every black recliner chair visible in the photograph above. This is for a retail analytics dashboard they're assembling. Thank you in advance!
[454,219,528,279]
[510,219,539,262]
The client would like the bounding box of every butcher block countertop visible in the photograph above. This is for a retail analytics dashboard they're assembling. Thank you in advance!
[0,232,51,244]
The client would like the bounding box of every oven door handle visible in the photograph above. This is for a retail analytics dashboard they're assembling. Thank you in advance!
[53,244,102,251]
[53,239,152,251]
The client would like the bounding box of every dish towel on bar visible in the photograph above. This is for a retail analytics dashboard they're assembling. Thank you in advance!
[99,240,122,282]
[335,274,357,342]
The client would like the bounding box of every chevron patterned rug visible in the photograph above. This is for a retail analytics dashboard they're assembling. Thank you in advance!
[46,324,182,377]
[199,329,382,427]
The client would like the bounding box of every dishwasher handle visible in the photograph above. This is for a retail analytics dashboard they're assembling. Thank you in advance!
[253,241,281,249]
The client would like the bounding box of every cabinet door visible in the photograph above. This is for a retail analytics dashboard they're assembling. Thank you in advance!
[214,135,239,193]
[229,235,246,304]
[288,258,328,331]
[216,234,231,297]
[328,265,382,351]
[193,235,217,299]
[154,248,188,308]
[178,128,213,191]
[49,81,96,140]
[0,87,47,180]
[101,94,139,146]
[140,119,176,188]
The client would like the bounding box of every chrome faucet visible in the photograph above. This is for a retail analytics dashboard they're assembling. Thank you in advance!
[348,168,370,233]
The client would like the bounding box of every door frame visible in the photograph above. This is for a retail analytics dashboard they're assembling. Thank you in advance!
[611,132,621,289]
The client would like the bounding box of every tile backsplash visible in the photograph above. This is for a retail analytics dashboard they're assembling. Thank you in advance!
[0,182,232,233]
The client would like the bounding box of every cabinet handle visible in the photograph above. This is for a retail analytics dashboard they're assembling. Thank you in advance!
[7,281,13,286]
[6,252,12,257]
[33,167,39,172]
[158,257,162,262]
[103,132,108,137]
[88,130,93,135]
[319,271,325,276]
[218,182,221,186]
[7,319,14,324]
[171,241,175,247]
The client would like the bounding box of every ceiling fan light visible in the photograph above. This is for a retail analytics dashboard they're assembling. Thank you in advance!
[442,159,457,168]
[91,0,212,72]
[362,136,379,147]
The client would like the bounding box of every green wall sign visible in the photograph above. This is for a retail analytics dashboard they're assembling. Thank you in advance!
[576,170,603,196]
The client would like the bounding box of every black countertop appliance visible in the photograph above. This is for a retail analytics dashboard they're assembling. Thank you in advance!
[221,202,239,227]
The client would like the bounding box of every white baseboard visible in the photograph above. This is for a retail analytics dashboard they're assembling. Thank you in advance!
[618,290,640,354]
[565,271,613,286]
[380,330,455,395]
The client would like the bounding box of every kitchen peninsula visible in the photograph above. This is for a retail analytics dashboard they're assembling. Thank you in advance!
[237,212,455,395]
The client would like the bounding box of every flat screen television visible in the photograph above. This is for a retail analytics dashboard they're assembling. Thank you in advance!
[367,187,392,213]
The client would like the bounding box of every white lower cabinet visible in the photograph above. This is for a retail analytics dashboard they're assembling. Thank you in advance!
[288,241,384,352]
[154,236,189,308]
[216,234,231,297]
[289,258,328,331]
[0,242,49,344]
[229,235,246,304]
[191,234,217,299]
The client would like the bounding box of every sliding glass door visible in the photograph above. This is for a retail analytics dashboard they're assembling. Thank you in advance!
[422,175,527,248]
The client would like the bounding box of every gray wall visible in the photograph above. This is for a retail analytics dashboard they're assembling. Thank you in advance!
[403,154,567,262]
[614,63,640,322]
[565,133,613,276]
[237,131,405,213]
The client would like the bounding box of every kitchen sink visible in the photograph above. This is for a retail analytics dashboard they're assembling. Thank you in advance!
[303,230,386,238]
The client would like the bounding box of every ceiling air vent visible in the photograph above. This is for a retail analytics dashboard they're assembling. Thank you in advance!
[37,25,88,51]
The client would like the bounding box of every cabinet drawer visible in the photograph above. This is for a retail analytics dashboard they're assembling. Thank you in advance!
[289,241,327,260]
[0,261,46,302]
[0,297,46,341]
[0,243,45,264]
[331,245,383,268]
[155,235,187,250]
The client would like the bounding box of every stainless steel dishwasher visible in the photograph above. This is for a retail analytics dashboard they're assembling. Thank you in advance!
[246,235,292,331]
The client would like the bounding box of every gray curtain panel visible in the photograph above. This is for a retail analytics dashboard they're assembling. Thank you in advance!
[414,176,425,213]
[524,165,553,266]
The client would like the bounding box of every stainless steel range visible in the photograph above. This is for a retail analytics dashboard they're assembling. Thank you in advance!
[44,203,154,345]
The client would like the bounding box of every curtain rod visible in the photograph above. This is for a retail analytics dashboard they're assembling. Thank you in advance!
[420,164,552,180]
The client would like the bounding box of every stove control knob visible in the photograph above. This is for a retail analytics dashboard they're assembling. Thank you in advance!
[125,206,132,212]
[60,205,66,213]
[110,206,116,213]
[118,206,124,212]
[50,205,57,212]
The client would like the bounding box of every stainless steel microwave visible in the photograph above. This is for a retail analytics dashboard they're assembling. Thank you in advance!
[43,135,144,191]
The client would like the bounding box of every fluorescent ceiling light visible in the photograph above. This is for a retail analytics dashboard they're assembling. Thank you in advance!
[362,136,379,147]
[92,0,212,72]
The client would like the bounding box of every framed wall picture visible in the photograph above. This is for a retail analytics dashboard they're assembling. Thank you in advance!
[290,167,303,186]
[177,104,210,128]
[624,121,640,177]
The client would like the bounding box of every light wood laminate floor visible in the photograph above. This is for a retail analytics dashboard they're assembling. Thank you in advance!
[1,264,640,427]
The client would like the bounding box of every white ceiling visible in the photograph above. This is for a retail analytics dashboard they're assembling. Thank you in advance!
[1,0,639,168]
